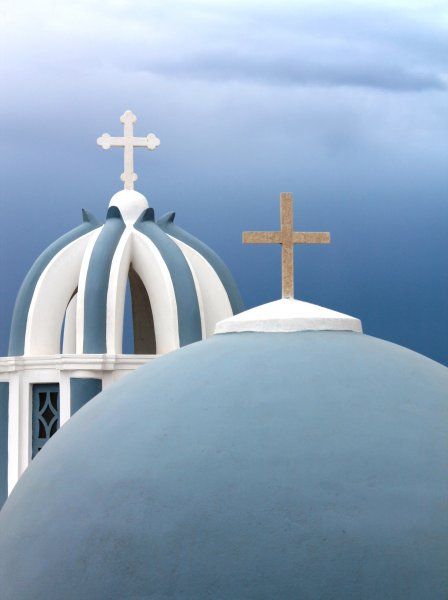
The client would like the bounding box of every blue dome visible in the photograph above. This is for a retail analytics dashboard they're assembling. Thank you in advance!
[0,331,447,599]
[8,203,243,357]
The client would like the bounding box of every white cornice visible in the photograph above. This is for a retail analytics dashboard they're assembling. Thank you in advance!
[215,299,362,334]
[0,354,156,373]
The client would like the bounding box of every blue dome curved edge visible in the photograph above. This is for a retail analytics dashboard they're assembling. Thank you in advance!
[0,331,447,599]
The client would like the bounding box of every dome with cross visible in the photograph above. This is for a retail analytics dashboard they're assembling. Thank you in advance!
[8,198,243,358]
[8,111,243,358]
[0,193,447,599]
[0,111,243,509]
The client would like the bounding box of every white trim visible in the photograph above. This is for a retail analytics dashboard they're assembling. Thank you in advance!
[20,380,32,476]
[59,372,71,427]
[7,373,20,494]
[0,354,155,372]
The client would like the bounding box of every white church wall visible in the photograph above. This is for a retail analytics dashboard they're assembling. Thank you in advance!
[0,354,156,496]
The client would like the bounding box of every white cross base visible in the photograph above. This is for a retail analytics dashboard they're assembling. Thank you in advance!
[97,110,160,190]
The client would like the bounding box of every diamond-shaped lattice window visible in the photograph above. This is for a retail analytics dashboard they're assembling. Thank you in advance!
[32,385,60,458]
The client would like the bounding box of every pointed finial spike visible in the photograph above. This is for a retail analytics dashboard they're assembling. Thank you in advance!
[157,211,176,226]
[82,209,100,226]
[136,207,155,223]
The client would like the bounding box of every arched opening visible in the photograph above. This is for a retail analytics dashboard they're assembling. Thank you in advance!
[127,265,156,355]
[122,279,134,354]
[60,288,78,354]
[59,270,157,356]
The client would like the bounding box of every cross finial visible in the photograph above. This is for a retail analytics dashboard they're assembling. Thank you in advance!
[97,110,160,190]
[243,192,331,299]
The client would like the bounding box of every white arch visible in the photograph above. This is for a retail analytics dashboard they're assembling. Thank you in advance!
[24,231,97,356]
[171,237,233,337]
[131,230,179,354]
[106,227,133,354]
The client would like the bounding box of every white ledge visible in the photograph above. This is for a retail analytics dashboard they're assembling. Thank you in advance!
[0,354,156,373]
[215,299,362,334]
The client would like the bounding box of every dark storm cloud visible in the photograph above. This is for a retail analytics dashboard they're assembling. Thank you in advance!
[125,2,448,93]
[144,53,445,92]
[2,1,447,96]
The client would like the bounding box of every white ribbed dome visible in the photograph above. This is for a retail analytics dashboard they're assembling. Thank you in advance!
[9,202,243,357]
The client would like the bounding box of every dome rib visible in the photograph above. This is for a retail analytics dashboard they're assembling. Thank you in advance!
[8,210,100,356]
[82,207,126,353]
[169,236,233,337]
[105,228,133,354]
[157,213,244,315]
[135,209,202,347]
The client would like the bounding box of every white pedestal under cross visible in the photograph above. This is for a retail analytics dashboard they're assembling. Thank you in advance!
[97,110,160,190]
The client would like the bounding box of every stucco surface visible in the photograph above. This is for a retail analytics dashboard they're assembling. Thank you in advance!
[215,297,362,333]
[0,331,447,599]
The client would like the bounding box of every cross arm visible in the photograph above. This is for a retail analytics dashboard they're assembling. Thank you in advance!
[293,232,331,244]
[96,134,160,151]
[97,134,125,149]
[243,231,282,244]
[131,134,161,150]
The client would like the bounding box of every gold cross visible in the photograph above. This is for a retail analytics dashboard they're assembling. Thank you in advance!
[97,110,160,190]
[243,192,331,299]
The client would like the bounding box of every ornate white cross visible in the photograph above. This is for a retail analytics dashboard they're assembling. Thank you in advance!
[97,110,160,190]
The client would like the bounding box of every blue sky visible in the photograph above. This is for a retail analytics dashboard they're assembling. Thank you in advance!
[0,0,447,363]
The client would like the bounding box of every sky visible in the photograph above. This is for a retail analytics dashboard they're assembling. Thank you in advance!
[0,0,447,364]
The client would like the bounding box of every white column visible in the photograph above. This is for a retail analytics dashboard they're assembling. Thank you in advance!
[7,373,20,494]
[59,372,71,427]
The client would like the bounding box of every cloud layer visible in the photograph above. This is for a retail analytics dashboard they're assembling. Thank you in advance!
[2,1,447,92]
